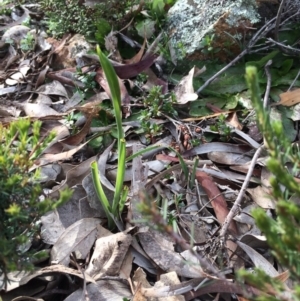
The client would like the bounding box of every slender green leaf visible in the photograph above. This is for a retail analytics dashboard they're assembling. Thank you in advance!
[96,45,126,220]
[126,145,160,162]
[91,161,114,228]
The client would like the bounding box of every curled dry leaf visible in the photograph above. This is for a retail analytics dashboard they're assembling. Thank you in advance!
[59,113,94,146]
[226,112,243,130]
[86,231,133,280]
[174,67,198,104]
[142,68,168,94]
[36,80,69,98]
[133,269,185,301]
[17,103,61,118]
[113,54,156,79]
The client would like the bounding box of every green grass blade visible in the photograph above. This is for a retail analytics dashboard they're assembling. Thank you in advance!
[96,45,126,217]
[96,45,121,109]
[91,161,114,228]
[126,145,160,162]
[167,146,189,181]
[112,138,126,214]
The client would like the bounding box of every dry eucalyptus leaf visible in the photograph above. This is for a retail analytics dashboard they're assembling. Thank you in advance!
[237,241,278,277]
[20,103,61,118]
[41,210,65,245]
[207,151,251,165]
[50,218,101,266]
[138,228,203,278]
[247,186,276,209]
[50,155,96,197]
[97,140,116,191]
[56,185,100,229]
[82,172,115,218]
[36,140,90,166]
[59,113,93,146]
[63,279,132,301]
[36,80,69,98]
[276,89,300,107]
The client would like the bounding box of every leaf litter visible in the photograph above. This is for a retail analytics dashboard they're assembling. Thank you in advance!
[1,1,300,300]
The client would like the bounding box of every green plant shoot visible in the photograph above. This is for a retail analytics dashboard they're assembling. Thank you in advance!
[90,46,126,228]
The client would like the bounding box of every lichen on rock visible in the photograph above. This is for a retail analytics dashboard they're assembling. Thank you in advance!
[167,0,261,62]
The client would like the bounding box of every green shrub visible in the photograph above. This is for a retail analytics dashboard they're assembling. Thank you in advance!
[0,119,71,287]
[237,67,300,300]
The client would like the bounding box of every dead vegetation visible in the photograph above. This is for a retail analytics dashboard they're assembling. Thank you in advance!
[1,0,300,300]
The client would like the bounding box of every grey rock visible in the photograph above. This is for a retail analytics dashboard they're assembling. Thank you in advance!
[167,0,261,61]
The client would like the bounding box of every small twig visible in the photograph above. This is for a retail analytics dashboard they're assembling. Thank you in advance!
[219,146,264,239]
[248,45,274,54]
[274,0,288,43]
[71,253,89,301]
[267,37,300,55]
[288,69,300,91]
[263,60,272,108]
[196,49,248,94]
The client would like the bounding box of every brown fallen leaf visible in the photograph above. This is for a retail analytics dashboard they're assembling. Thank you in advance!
[59,113,94,146]
[226,112,243,130]
[247,186,276,209]
[275,89,300,107]
[95,68,130,105]
[124,37,146,65]
[174,67,198,104]
[113,54,156,79]
[195,171,238,258]
[33,140,90,167]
